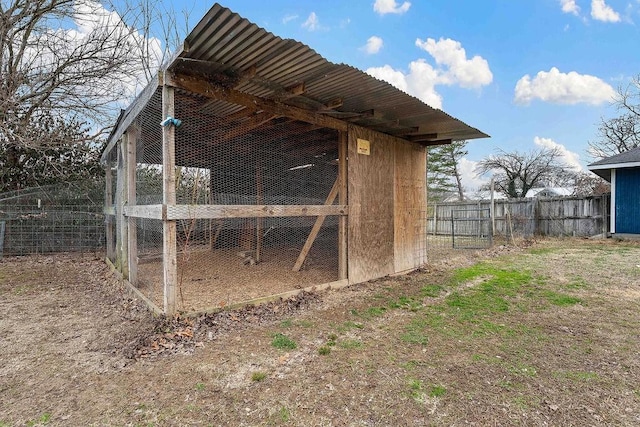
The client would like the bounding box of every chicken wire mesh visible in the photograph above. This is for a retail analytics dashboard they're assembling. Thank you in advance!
[129,88,341,311]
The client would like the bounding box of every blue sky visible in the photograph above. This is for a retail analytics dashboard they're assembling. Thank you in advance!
[150,1,640,190]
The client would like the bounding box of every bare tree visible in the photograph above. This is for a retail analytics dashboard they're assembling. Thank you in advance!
[571,172,610,196]
[475,147,573,198]
[0,0,184,191]
[589,74,640,159]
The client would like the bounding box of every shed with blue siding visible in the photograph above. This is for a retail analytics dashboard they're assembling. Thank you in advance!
[588,147,640,237]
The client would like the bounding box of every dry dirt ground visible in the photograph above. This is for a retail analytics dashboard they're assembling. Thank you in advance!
[1,238,639,426]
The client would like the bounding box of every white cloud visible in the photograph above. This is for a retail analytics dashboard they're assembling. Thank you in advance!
[373,0,411,15]
[560,0,581,15]
[514,67,615,105]
[534,136,584,172]
[302,12,321,31]
[366,38,492,109]
[591,0,621,22]
[458,157,489,192]
[282,14,298,24]
[367,61,443,108]
[362,36,384,54]
[415,38,493,89]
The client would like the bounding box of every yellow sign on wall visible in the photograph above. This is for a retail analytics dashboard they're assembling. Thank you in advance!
[357,138,370,155]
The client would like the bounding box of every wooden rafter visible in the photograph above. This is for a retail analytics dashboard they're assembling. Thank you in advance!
[166,72,349,131]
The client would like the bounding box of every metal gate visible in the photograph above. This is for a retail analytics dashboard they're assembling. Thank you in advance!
[452,208,492,249]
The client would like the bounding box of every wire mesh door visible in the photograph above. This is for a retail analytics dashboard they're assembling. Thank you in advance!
[451,208,492,249]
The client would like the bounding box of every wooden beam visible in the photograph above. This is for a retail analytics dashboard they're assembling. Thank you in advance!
[166,204,347,220]
[123,204,347,220]
[167,72,348,131]
[126,126,138,285]
[285,82,306,97]
[338,130,348,280]
[292,178,340,272]
[162,82,178,316]
[117,137,128,278]
[104,167,115,261]
[323,97,343,110]
[401,133,439,142]
[418,138,452,146]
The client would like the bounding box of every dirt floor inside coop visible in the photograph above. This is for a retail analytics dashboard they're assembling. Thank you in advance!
[135,246,338,313]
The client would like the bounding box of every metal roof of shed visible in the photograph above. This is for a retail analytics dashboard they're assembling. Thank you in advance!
[104,3,488,157]
[588,146,640,181]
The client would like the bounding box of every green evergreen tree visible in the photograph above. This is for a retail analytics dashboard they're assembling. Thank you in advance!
[427,140,468,201]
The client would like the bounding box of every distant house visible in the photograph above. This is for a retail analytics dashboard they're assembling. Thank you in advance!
[588,147,640,237]
[525,187,573,199]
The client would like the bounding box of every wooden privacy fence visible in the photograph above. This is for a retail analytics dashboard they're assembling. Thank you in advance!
[427,194,610,239]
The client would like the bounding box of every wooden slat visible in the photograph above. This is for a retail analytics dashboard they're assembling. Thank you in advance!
[165,204,347,220]
[104,167,115,260]
[123,204,348,220]
[292,178,340,271]
[167,72,349,131]
[162,82,178,316]
[123,204,164,219]
[126,126,138,285]
[117,137,128,277]
[338,130,348,280]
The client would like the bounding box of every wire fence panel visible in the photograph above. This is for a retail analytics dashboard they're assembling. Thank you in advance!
[127,89,342,311]
[452,208,492,249]
[0,205,105,257]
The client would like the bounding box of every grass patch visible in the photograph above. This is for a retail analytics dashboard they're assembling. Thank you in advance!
[26,413,51,426]
[351,306,387,319]
[338,339,363,349]
[318,346,331,355]
[421,284,445,298]
[195,382,205,391]
[555,371,599,381]
[429,384,447,398]
[335,321,364,333]
[251,371,267,382]
[279,319,293,328]
[271,333,297,350]
[388,295,421,311]
[278,406,291,422]
[543,291,582,306]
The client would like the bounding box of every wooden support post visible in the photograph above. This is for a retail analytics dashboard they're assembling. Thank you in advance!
[292,178,340,272]
[105,166,115,261]
[338,130,348,280]
[126,126,138,285]
[162,82,178,316]
[256,164,263,263]
[117,136,128,276]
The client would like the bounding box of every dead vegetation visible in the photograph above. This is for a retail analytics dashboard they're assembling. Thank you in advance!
[1,238,639,426]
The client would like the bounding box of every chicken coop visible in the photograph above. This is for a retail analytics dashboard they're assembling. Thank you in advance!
[101,3,488,315]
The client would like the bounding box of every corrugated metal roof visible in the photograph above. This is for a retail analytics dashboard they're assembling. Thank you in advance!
[104,2,488,161]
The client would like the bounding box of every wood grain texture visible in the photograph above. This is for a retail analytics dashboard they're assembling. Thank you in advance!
[347,125,395,284]
[394,139,427,271]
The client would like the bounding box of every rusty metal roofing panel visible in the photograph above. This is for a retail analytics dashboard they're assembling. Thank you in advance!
[105,2,488,158]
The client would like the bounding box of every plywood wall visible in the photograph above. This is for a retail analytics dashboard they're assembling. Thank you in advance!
[394,140,427,272]
[348,125,395,284]
[347,125,427,284]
